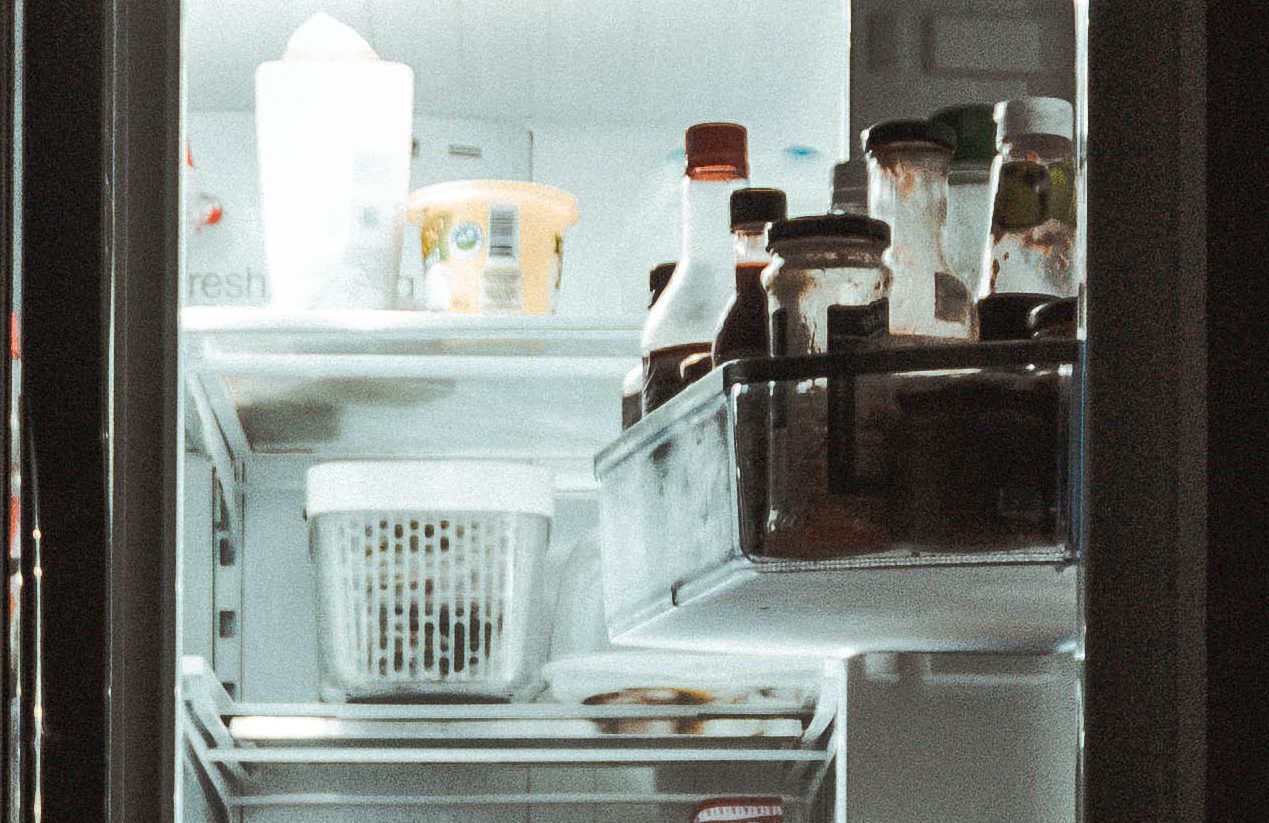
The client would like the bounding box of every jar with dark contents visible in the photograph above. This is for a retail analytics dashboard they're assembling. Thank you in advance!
[885,369,1066,551]
[885,293,1075,553]
[761,214,895,559]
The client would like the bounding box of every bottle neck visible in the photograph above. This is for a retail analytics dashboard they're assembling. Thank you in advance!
[830,188,868,215]
[681,174,746,265]
[732,226,771,291]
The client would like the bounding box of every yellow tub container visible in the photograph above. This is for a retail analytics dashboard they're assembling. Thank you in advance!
[406,180,579,314]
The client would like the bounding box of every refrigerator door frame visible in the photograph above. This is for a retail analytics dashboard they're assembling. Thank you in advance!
[15,0,1235,821]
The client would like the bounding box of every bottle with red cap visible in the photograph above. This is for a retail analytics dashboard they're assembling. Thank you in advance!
[640,122,749,415]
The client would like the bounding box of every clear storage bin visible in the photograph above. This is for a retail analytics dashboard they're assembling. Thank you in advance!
[307,461,553,702]
[595,340,1080,656]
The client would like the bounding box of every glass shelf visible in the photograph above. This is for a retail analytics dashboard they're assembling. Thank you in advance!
[182,657,844,820]
[182,308,642,487]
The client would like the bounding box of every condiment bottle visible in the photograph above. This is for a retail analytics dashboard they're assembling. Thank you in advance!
[977,292,1053,341]
[762,214,894,559]
[930,104,996,301]
[621,262,676,429]
[640,123,749,414]
[1028,296,1077,338]
[865,119,973,339]
[713,188,787,366]
[829,158,868,215]
[978,97,1076,302]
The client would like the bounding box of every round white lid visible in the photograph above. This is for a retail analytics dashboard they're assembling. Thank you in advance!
[306,460,554,518]
[994,97,1073,143]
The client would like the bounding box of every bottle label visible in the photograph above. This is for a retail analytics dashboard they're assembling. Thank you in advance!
[487,202,520,263]
[827,298,889,351]
[770,307,788,357]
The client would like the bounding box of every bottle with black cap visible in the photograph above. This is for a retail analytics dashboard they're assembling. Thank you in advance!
[931,103,997,300]
[621,262,676,429]
[829,158,868,215]
[864,119,974,340]
[712,188,787,366]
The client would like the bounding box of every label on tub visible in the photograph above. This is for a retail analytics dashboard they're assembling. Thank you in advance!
[448,221,484,259]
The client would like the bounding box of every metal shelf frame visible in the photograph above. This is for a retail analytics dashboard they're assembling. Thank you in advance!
[182,657,846,820]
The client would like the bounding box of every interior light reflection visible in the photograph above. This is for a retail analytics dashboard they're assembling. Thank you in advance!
[229,715,339,739]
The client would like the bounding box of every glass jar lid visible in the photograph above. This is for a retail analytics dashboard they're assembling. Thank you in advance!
[863,119,957,153]
[766,213,890,250]
[931,104,996,162]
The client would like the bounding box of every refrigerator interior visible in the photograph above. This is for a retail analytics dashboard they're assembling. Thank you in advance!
[178,1,1080,821]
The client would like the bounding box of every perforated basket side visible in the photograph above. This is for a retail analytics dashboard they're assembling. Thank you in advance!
[315,510,519,688]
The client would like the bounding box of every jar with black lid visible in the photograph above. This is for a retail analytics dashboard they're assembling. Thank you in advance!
[761,214,896,558]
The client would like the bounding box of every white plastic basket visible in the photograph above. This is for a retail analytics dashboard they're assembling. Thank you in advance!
[307,461,553,702]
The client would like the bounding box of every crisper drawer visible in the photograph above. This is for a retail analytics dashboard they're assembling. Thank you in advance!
[595,340,1081,656]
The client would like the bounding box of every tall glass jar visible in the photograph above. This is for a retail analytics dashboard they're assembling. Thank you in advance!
[931,104,997,301]
[761,214,894,559]
[979,97,1076,301]
[865,120,973,340]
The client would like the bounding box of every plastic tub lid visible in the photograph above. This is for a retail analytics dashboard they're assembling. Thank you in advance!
[306,460,554,518]
[406,180,579,226]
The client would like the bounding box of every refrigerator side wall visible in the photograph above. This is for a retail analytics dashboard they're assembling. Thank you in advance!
[105,0,183,820]
[19,0,110,820]
[1084,0,1207,821]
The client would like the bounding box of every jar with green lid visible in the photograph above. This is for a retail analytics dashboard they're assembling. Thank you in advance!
[931,103,997,301]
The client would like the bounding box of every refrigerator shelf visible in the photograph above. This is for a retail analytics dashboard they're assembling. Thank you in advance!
[182,657,845,820]
[596,340,1082,657]
[182,307,641,489]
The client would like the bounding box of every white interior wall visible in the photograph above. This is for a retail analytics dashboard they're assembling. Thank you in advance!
[185,109,838,318]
